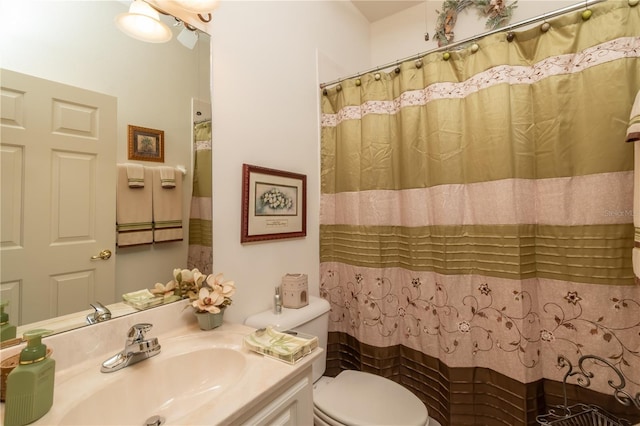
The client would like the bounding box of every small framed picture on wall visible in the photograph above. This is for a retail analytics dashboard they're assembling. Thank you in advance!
[127,125,164,162]
[241,164,307,243]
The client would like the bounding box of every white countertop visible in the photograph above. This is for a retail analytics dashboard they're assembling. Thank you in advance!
[1,301,320,425]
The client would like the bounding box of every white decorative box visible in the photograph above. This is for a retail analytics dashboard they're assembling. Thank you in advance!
[281,273,309,309]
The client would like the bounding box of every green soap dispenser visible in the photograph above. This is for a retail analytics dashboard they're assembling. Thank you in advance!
[4,329,55,426]
[0,301,17,342]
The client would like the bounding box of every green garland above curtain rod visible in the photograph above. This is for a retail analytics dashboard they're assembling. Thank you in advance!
[433,0,518,47]
[319,0,609,90]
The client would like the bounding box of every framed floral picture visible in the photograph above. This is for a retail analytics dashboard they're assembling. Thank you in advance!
[127,125,164,162]
[241,164,307,243]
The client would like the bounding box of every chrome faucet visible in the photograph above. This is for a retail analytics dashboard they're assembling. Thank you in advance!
[86,302,111,324]
[101,323,161,373]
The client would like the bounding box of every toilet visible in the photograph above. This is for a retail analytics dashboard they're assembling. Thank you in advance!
[245,296,430,426]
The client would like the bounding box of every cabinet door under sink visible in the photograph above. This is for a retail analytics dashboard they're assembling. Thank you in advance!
[235,370,314,426]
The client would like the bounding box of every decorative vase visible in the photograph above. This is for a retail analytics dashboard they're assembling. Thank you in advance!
[195,309,225,330]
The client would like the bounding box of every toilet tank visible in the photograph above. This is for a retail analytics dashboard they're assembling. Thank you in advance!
[245,296,330,382]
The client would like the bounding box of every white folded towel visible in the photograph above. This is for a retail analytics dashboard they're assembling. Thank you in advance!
[116,165,153,246]
[627,90,640,142]
[152,167,183,243]
[126,163,145,188]
[159,166,176,188]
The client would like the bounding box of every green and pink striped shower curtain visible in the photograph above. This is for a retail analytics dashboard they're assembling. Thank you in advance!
[320,2,640,425]
[188,120,213,274]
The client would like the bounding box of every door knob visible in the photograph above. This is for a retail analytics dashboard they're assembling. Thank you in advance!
[91,249,112,260]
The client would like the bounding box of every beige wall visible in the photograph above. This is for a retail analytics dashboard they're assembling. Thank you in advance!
[210,0,371,323]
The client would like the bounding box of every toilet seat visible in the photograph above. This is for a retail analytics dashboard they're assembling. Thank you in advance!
[313,370,429,426]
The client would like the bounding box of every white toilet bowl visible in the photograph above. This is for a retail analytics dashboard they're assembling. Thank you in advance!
[313,370,429,426]
[244,297,429,426]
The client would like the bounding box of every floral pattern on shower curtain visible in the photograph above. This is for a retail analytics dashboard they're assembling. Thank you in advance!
[320,3,640,425]
[188,120,213,274]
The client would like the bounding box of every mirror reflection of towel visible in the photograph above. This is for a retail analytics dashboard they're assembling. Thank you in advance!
[159,166,176,188]
[153,167,183,243]
[116,165,153,246]
[126,163,145,188]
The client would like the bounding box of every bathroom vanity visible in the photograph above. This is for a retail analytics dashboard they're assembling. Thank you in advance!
[0,300,319,425]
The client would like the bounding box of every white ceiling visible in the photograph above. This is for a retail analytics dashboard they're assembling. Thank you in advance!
[352,0,423,22]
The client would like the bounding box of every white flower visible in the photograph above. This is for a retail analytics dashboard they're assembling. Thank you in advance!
[169,267,205,298]
[180,268,194,283]
[192,287,223,314]
[166,267,236,314]
[458,321,471,333]
[193,270,206,287]
[177,270,236,314]
[150,281,176,296]
[261,188,293,210]
[206,273,236,299]
[540,329,555,342]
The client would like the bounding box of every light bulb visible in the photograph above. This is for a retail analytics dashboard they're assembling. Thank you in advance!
[115,0,172,43]
[174,0,220,14]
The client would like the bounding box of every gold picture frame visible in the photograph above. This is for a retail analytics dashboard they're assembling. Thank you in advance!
[127,125,164,162]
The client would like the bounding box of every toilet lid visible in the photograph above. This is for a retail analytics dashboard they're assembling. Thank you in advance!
[314,370,428,426]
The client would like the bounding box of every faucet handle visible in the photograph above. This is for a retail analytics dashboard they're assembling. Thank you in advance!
[86,301,112,324]
[127,323,153,343]
[91,302,111,319]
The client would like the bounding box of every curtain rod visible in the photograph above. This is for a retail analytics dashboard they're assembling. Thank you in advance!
[319,0,607,89]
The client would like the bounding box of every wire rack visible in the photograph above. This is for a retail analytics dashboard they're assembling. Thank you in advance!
[536,355,640,426]
[536,403,629,426]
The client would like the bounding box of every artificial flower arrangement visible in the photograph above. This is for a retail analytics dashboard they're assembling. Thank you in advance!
[151,268,236,314]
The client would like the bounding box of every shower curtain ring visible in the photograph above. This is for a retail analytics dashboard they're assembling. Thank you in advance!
[582,0,592,20]
[395,62,401,74]
[540,13,550,32]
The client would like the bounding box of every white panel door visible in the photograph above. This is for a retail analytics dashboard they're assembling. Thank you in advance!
[0,69,117,325]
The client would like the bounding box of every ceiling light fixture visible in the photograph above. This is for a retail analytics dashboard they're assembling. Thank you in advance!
[171,17,201,49]
[177,25,199,49]
[115,0,172,43]
[173,0,219,14]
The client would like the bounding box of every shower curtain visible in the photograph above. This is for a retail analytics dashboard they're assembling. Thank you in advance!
[320,3,640,425]
[188,120,213,274]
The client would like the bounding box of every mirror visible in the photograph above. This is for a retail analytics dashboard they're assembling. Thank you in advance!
[0,0,211,346]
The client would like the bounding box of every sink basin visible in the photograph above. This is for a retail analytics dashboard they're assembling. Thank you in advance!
[21,322,320,426]
[57,344,247,425]
[42,332,247,425]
